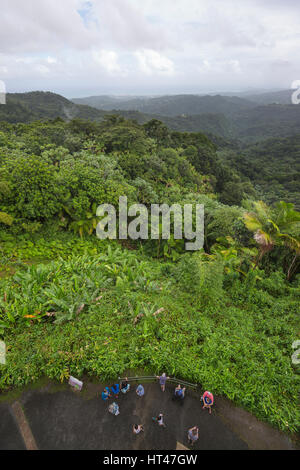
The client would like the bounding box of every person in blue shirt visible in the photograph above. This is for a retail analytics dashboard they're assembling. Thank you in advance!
[111,383,120,398]
[174,384,186,400]
[101,387,111,401]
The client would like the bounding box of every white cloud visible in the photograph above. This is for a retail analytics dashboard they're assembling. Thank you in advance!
[47,57,57,64]
[0,0,97,54]
[135,49,174,75]
[35,65,50,75]
[229,60,242,74]
[0,0,300,94]
[92,50,127,76]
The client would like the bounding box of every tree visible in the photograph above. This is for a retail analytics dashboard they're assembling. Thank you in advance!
[244,200,300,276]
[3,155,62,220]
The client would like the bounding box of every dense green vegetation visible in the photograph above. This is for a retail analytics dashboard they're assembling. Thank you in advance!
[73,92,300,142]
[2,92,300,211]
[0,104,299,434]
[0,92,107,124]
[218,135,300,209]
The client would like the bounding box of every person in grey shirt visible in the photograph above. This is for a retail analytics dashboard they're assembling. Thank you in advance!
[136,384,145,397]
[188,426,199,446]
[156,373,170,392]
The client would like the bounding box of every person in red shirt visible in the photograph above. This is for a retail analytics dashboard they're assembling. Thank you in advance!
[201,391,214,414]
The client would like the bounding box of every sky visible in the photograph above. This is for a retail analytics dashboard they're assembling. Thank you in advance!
[1,0,300,97]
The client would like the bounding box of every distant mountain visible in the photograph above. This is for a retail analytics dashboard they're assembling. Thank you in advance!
[0,91,108,123]
[72,94,256,117]
[117,102,300,143]
[72,94,161,110]
[3,91,300,145]
[1,92,232,138]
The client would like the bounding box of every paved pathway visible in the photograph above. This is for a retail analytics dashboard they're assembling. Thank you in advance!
[0,404,26,450]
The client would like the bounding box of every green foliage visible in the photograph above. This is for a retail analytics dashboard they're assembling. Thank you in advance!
[0,212,13,226]
[243,200,300,277]
[0,106,299,436]
[220,135,300,209]
[2,154,62,220]
[0,241,298,433]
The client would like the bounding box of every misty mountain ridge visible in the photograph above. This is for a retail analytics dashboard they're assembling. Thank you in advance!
[72,93,257,117]
[2,90,300,143]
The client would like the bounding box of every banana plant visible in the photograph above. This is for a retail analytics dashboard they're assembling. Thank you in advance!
[61,202,100,238]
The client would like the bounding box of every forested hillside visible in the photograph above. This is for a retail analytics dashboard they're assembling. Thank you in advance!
[2,91,300,209]
[219,135,300,209]
[0,92,107,123]
[0,97,299,434]
[73,92,300,141]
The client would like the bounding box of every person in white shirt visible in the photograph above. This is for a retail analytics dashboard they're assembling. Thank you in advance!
[152,413,166,428]
[188,426,199,446]
[133,424,144,434]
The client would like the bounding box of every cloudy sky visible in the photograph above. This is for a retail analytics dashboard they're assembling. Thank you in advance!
[1,0,300,97]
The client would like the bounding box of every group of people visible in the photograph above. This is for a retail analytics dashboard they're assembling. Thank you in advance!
[101,377,133,416]
[101,373,214,447]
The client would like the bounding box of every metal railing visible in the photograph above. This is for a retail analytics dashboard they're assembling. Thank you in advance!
[119,375,200,391]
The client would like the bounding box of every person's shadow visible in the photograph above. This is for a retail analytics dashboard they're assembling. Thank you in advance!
[171,394,185,406]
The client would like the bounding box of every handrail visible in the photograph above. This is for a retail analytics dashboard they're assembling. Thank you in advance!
[118,375,199,391]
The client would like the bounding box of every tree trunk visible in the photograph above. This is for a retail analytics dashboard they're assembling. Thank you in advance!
[287,254,299,281]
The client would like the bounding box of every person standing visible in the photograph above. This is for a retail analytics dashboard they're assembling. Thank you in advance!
[111,383,120,398]
[101,387,111,401]
[201,391,214,414]
[108,402,120,416]
[121,377,130,394]
[174,384,186,400]
[136,384,145,397]
[152,413,166,428]
[133,424,144,435]
[156,373,169,392]
[187,426,199,446]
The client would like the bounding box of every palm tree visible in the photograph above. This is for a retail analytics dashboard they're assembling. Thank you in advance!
[243,200,300,272]
[273,201,300,231]
[279,234,300,281]
[243,201,278,267]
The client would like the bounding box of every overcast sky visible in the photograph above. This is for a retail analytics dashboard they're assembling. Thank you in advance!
[1,0,300,97]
